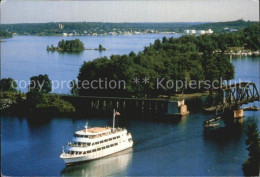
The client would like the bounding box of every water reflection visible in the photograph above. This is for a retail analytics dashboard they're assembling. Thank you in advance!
[61,148,133,177]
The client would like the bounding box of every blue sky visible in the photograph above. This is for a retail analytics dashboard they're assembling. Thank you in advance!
[1,0,259,24]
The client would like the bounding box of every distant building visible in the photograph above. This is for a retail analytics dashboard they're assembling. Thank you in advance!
[58,24,64,30]
[108,32,117,35]
[224,27,229,31]
[189,30,196,34]
[63,33,68,36]
[197,30,206,35]
[206,29,213,34]
[184,30,189,34]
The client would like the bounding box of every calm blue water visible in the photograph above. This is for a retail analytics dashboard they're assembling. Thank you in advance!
[1,35,260,176]
[1,34,180,94]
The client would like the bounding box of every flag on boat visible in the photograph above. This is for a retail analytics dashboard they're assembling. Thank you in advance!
[115,111,120,116]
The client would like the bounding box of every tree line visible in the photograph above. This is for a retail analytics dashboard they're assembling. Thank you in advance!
[1,20,257,36]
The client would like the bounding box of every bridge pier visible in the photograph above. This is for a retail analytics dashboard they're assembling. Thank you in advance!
[233,109,244,118]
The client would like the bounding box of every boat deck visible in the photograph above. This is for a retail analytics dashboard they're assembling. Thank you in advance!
[83,127,111,133]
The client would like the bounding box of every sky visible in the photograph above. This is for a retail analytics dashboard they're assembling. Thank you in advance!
[0,0,259,24]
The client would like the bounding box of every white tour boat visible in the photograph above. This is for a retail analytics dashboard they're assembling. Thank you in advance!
[60,110,133,165]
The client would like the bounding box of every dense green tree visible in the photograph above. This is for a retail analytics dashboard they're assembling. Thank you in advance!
[29,74,52,93]
[26,89,44,108]
[242,123,260,176]
[48,39,85,52]
[0,31,13,39]
[0,78,17,92]
[98,44,106,51]
[35,94,75,113]
[70,80,79,96]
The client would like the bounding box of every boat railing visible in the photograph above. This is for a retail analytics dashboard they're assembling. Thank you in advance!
[68,142,89,147]
[83,128,124,139]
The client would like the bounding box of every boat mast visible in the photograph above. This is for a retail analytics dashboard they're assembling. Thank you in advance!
[85,122,88,132]
[113,109,115,130]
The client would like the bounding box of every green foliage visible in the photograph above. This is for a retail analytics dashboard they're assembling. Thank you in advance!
[77,29,241,97]
[29,74,52,93]
[0,30,13,39]
[47,39,84,52]
[0,78,17,92]
[190,19,257,33]
[77,24,259,98]
[242,123,260,176]
[35,94,75,113]
[243,24,260,51]
[98,44,106,51]
[70,80,79,96]
[26,91,75,113]
[26,90,44,107]
[0,91,17,101]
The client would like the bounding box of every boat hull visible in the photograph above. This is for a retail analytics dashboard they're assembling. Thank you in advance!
[61,141,133,165]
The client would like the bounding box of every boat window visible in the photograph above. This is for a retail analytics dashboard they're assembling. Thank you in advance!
[87,143,91,146]
[117,136,120,138]
[92,149,96,152]
[92,143,94,146]
[110,144,114,147]
[114,143,118,146]
[102,147,105,149]
[113,137,116,140]
[97,148,101,151]
[104,139,108,142]
[84,135,88,138]
[83,151,86,154]
[106,145,109,148]
[87,151,91,153]
[100,140,104,143]
[95,142,99,145]
[109,138,112,141]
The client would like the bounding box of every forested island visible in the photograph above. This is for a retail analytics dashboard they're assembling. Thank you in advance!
[47,39,107,52]
[47,39,85,52]
[77,24,259,98]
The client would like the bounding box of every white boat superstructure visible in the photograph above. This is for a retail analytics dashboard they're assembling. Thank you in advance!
[60,110,133,164]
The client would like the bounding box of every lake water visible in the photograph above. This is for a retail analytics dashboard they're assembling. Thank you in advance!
[1,35,260,176]
[1,34,181,94]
